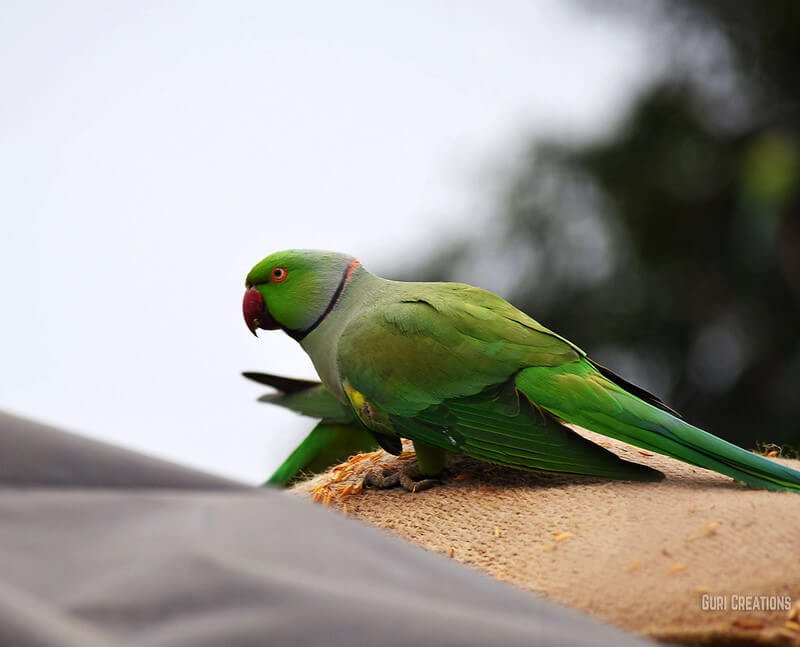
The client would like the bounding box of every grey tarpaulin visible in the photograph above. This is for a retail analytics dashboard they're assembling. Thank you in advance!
[0,411,654,646]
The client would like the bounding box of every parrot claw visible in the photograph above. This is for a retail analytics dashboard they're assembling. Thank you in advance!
[363,468,401,489]
[363,464,441,493]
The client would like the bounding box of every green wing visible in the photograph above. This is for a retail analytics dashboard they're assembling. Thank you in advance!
[390,383,662,481]
[337,285,657,479]
[338,283,581,416]
[337,284,800,491]
[243,372,379,486]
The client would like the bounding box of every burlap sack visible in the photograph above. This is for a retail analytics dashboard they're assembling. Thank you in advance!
[292,431,800,646]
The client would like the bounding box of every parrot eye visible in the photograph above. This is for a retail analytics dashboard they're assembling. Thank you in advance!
[271,267,288,283]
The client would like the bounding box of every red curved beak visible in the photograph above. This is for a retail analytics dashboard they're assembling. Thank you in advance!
[243,287,278,336]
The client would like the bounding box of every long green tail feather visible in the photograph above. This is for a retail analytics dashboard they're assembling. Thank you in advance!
[244,372,378,486]
[517,361,800,492]
[266,421,378,486]
[243,371,355,422]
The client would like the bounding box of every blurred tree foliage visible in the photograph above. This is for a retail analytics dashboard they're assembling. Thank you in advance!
[408,1,800,449]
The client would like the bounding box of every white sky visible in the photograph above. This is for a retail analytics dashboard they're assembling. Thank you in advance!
[1,1,656,483]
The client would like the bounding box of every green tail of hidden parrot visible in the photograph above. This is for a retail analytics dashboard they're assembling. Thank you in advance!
[243,371,379,486]
[242,249,800,493]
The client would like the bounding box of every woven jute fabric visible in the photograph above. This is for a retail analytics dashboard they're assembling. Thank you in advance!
[292,431,800,646]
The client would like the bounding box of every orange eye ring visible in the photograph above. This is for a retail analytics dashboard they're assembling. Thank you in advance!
[271,266,288,283]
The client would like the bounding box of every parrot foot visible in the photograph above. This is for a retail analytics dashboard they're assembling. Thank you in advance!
[363,464,441,493]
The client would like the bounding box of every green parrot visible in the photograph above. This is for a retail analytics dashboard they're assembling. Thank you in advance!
[242,249,800,493]
[242,371,378,486]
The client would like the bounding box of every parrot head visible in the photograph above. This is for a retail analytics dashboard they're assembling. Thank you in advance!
[243,249,359,338]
